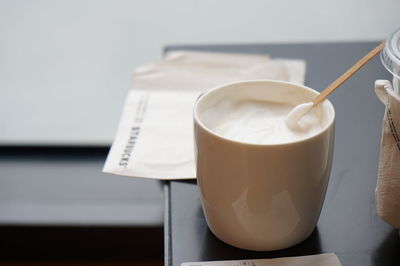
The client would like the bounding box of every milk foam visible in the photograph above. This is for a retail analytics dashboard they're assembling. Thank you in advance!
[202,99,327,144]
[285,102,314,129]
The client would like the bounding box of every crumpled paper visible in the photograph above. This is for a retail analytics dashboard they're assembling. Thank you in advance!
[375,79,400,229]
[103,51,306,180]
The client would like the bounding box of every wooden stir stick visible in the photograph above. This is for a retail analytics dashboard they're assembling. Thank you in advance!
[312,41,386,106]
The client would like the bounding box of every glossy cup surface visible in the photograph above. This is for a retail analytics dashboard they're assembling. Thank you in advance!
[193,80,335,251]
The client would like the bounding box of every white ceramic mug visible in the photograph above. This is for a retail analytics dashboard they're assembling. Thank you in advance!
[193,80,335,251]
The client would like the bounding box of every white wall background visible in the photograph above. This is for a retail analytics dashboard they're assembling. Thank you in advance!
[0,0,399,144]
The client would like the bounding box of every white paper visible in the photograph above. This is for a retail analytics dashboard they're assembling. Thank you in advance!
[181,253,341,266]
[104,51,306,180]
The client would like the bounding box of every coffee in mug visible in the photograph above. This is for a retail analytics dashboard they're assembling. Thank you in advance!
[194,80,335,251]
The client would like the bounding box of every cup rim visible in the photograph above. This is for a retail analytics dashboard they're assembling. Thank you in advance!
[193,79,336,147]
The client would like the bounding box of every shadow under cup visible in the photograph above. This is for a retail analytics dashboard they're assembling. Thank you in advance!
[193,80,335,251]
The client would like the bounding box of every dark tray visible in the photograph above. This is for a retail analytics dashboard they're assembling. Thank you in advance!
[164,42,400,266]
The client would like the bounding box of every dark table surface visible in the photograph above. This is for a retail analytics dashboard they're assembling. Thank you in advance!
[0,146,164,259]
[164,42,400,266]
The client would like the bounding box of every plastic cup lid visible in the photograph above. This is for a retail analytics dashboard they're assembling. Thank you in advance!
[381,28,400,79]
